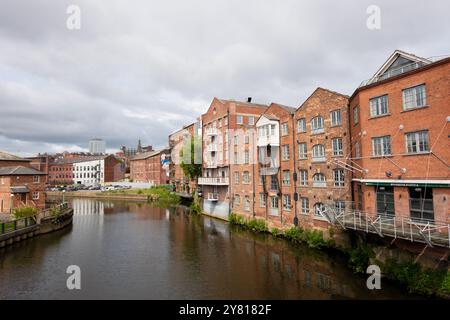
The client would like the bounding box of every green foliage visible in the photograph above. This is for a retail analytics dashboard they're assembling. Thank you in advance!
[189,193,202,215]
[147,186,180,206]
[283,227,330,249]
[271,227,282,237]
[284,227,303,243]
[180,136,202,180]
[348,244,372,274]
[12,206,38,219]
[229,213,268,233]
[50,206,62,217]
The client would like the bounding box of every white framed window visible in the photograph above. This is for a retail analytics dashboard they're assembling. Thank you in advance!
[312,144,325,162]
[332,138,343,156]
[244,151,249,164]
[311,116,324,134]
[270,196,279,209]
[33,175,40,183]
[297,118,306,133]
[313,173,326,188]
[234,135,239,145]
[270,175,278,191]
[298,143,307,159]
[330,109,342,126]
[353,106,359,125]
[355,141,361,158]
[281,123,289,136]
[372,136,391,156]
[301,197,309,214]
[234,152,238,164]
[370,95,389,117]
[236,115,243,125]
[314,203,325,217]
[282,170,290,185]
[259,193,266,208]
[403,84,426,110]
[406,130,429,154]
[333,169,345,187]
[243,171,250,184]
[234,194,241,205]
[334,200,345,213]
[299,170,308,186]
[244,135,249,144]
[270,124,276,136]
[32,191,39,200]
[283,194,291,211]
[234,171,240,184]
[282,145,290,161]
[248,116,254,125]
[244,196,250,211]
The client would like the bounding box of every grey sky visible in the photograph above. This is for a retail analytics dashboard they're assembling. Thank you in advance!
[0,0,449,156]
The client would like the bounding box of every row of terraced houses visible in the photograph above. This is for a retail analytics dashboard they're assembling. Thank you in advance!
[169,50,450,247]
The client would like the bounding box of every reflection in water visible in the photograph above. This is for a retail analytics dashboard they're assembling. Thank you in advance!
[0,198,416,299]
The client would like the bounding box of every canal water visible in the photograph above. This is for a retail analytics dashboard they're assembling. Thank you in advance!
[0,198,418,299]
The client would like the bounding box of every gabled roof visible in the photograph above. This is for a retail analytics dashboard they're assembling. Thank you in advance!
[366,50,431,85]
[217,98,268,109]
[269,102,297,114]
[0,151,31,162]
[0,166,46,176]
[51,155,113,165]
[296,87,349,111]
[130,149,169,161]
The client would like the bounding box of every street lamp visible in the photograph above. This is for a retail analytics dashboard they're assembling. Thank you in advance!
[62,189,66,205]
[10,194,14,214]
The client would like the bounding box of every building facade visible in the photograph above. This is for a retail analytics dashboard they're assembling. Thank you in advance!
[73,155,124,186]
[130,149,171,185]
[89,138,106,154]
[198,98,268,220]
[349,50,450,224]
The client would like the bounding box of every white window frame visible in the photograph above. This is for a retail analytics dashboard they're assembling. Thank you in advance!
[299,170,308,186]
[33,175,40,183]
[236,115,243,125]
[406,130,429,154]
[248,116,254,125]
[234,172,240,184]
[297,118,306,133]
[298,143,307,159]
[333,169,345,187]
[32,191,39,200]
[282,145,290,161]
[330,109,342,126]
[243,171,250,184]
[282,170,290,185]
[332,138,343,156]
[370,95,389,117]
[281,123,289,136]
[283,194,291,211]
[259,193,266,208]
[301,197,309,214]
[312,144,325,162]
[403,84,426,110]
[311,116,324,134]
[372,136,391,156]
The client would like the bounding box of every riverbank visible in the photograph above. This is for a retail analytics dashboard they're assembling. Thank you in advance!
[229,212,450,299]
[0,207,73,248]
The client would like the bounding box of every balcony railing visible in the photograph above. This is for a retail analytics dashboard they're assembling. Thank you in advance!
[198,177,229,185]
[207,193,219,201]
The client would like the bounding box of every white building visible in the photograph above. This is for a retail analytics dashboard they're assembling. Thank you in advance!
[89,139,106,154]
[73,158,105,186]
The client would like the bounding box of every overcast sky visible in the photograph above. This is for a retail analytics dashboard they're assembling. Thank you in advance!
[1,0,449,156]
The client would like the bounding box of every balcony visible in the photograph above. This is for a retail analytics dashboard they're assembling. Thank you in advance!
[207,193,219,201]
[206,128,219,136]
[198,177,229,185]
[260,167,279,176]
[207,144,218,152]
[205,161,217,168]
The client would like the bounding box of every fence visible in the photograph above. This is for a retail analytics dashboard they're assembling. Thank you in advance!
[0,216,37,235]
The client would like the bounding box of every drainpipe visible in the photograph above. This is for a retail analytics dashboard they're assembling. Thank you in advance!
[291,113,299,227]
[252,129,256,218]
[227,109,232,217]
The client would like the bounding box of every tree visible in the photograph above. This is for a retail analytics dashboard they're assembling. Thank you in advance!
[180,136,202,181]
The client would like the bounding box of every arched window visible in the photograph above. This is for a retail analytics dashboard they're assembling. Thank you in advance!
[312,144,325,162]
[314,203,325,217]
[313,173,326,187]
[311,116,324,134]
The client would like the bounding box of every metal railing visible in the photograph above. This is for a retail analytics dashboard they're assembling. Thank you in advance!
[0,216,37,235]
[40,202,69,219]
[320,201,450,248]
[198,177,229,185]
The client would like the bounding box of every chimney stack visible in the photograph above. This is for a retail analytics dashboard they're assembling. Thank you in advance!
[247,97,252,103]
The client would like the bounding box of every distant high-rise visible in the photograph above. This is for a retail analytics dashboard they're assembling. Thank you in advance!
[89,138,106,154]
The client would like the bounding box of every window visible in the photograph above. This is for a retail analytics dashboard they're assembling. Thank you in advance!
[334,200,345,213]
[370,95,389,117]
[297,118,306,133]
[270,175,278,191]
[32,192,39,200]
[409,187,434,221]
[248,116,254,125]
[330,109,342,126]
[312,144,325,162]
[332,138,343,156]
[355,141,361,158]
[333,169,345,187]
[236,115,243,124]
[406,130,429,154]
[353,106,359,125]
[372,136,391,156]
[244,135,249,144]
[33,175,40,183]
[270,124,276,136]
[281,145,290,161]
[244,150,249,164]
[234,194,241,205]
[243,171,250,184]
[403,84,426,110]
[234,152,238,164]
[313,173,326,187]
[311,116,324,134]
[299,170,308,186]
[259,193,266,208]
[270,196,279,209]
[234,135,239,145]
[282,170,290,185]
[314,203,325,217]
[376,186,395,216]
[301,198,309,214]
[234,172,240,184]
[283,195,291,211]
[244,196,250,211]
[298,143,307,159]
[281,123,289,136]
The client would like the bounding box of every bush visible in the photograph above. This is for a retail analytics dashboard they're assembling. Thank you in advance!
[12,206,39,219]
[229,213,268,233]
[348,244,372,274]
[284,227,303,243]
[50,206,62,217]
[271,227,282,237]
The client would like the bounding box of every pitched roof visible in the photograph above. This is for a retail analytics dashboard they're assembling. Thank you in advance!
[217,98,269,109]
[0,151,30,162]
[130,149,169,161]
[270,102,297,114]
[50,155,112,165]
[297,87,349,111]
[0,166,46,176]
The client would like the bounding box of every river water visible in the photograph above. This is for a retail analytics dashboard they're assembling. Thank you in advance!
[0,198,418,299]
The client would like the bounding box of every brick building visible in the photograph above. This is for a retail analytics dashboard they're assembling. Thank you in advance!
[349,50,450,224]
[168,122,200,194]
[198,98,268,220]
[0,151,46,213]
[130,149,171,185]
[48,159,74,185]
